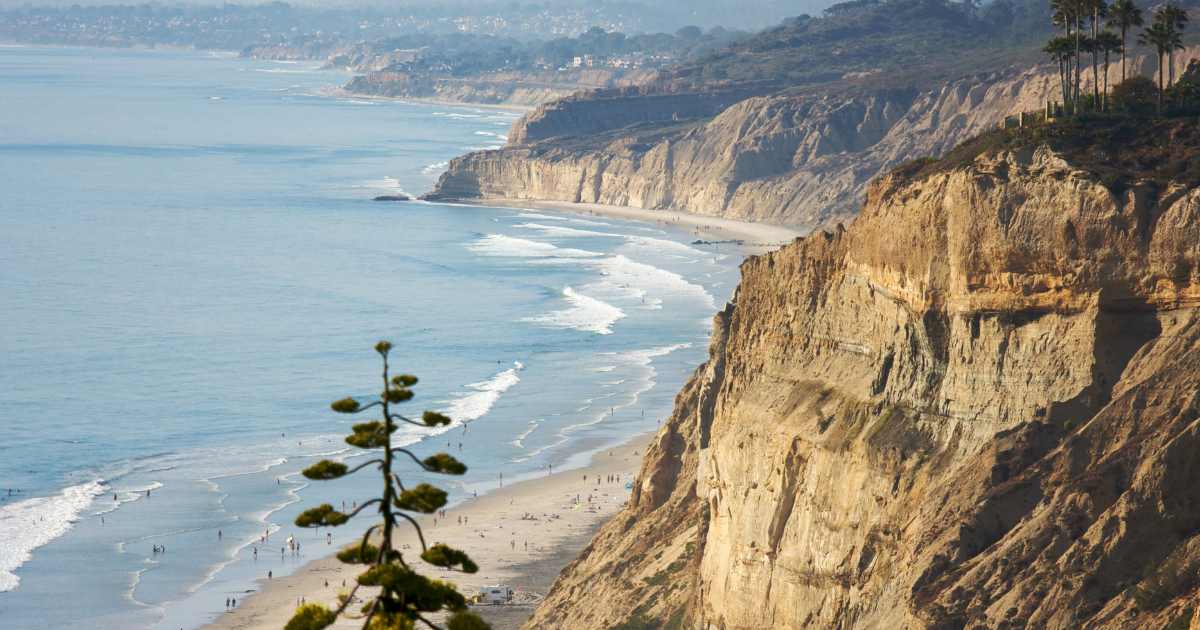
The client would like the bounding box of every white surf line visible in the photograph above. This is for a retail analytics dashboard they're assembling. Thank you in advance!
[521,286,626,335]
[0,480,105,592]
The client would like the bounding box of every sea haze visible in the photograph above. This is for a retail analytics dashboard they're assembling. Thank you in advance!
[0,46,746,629]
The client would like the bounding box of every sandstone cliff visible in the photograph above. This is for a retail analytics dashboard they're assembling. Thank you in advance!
[428,48,1200,231]
[524,125,1200,629]
[341,68,659,108]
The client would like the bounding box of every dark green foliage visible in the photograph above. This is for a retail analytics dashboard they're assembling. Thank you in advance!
[446,612,490,630]
[423,453,467,475]
[284,603,337,630]
[295,504,350,528]
[422,411,453,427]
[392,374,418,387]
[649,0,1052,95]
[302,460,348,480]
[331,397,361,413]
[286,341,490,630]
[891,115,1200,194]
[356,565,467,612]
[336,542,380,564]
[395,483,448,513]
[1111,76,1159,113]
[385,388,414,403]
[346,421,390,449]
[421,544,479,573]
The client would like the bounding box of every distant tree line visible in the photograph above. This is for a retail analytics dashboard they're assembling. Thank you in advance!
[1043,0,1195,114]
[344,25,746,77]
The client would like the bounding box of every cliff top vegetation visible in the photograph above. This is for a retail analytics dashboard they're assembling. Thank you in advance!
[644,0,1060,94]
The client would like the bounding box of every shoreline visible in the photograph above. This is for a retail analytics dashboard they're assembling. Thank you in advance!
[323,87,536,113]
[449,198,805,253]
[200,432,652,630]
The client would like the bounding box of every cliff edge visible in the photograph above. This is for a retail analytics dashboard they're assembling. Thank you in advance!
[431,48,1200,232]
[524,119,1200,629]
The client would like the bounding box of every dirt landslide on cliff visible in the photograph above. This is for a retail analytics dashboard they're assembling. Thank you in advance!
[524,136,1200,629]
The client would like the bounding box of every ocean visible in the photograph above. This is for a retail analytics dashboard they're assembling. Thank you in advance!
[0,45,744,629]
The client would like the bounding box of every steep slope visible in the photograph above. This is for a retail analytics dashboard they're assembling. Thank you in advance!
[427,10,1200,231]
[524,122,1200,629]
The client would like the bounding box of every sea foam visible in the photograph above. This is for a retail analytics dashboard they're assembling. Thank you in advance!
[593,255,717,310]
[522,286,626,334]
[444,361,524,424]
[467,234,601,259]
[0,480,105,591]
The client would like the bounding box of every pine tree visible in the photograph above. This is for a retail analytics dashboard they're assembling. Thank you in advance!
[285,341,488,630]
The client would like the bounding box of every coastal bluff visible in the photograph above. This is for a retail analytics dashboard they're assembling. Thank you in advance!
[426,47,1200,232]
[522,132,1200,628]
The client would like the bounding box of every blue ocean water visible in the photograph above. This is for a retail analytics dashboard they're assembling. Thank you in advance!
[0,46,745,629]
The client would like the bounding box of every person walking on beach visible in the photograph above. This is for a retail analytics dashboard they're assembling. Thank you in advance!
[268,570,272,579]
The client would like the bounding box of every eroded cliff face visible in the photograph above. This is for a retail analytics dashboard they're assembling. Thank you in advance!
[525,144,1200,629]
[429,48,1200,231]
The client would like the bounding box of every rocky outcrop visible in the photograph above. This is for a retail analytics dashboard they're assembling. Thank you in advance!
[524,139,1200,628]
[429,48,1200,231]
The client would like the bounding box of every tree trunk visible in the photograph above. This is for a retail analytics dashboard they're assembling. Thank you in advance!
[1092,9,1100,107]
[1103,53,1110,111]
[1061,59,1069,106]
[1159,52,1165,113]
[1120,28,1127,82]
[1075,18,1083,113]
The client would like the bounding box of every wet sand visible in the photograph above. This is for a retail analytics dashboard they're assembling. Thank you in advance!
[466,199,804,254]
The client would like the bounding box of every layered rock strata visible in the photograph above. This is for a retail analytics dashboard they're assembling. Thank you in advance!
[524,141,1200,629]
[429,48,1200,231]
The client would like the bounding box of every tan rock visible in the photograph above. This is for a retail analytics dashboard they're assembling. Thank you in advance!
[430,47,1200,232]
[525,140,1200,629]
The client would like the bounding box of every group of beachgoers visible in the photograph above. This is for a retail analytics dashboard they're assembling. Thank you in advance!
[584,473,624,484]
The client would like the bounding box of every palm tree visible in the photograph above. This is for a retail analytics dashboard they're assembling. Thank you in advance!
[1087,0,1109,106]
[1161,4,1189,86]
[1140,18,1173,111]
[1044,36,1076,107]
[1052,0,1088,110]
[1107,0,1143,82]
[1096,30,1123,109]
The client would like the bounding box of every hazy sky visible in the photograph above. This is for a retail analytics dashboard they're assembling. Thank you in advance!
[0,0,838,16]
[0,0,841,34]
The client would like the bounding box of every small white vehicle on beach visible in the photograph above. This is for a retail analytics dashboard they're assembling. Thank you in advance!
[476,585,513,605]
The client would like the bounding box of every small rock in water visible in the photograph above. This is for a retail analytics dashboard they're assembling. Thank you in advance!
[373,194,411,202]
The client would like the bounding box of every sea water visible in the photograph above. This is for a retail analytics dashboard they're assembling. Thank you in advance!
[0,46,746,629]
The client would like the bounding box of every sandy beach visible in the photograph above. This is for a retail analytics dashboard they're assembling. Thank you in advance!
[196,200,795,630]
[201,434,651,630]
[322,86,536,113]
[467,199,805,252]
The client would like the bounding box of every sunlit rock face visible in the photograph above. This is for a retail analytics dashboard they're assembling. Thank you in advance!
[524,141,1200,630]
[430,47,1200,233]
